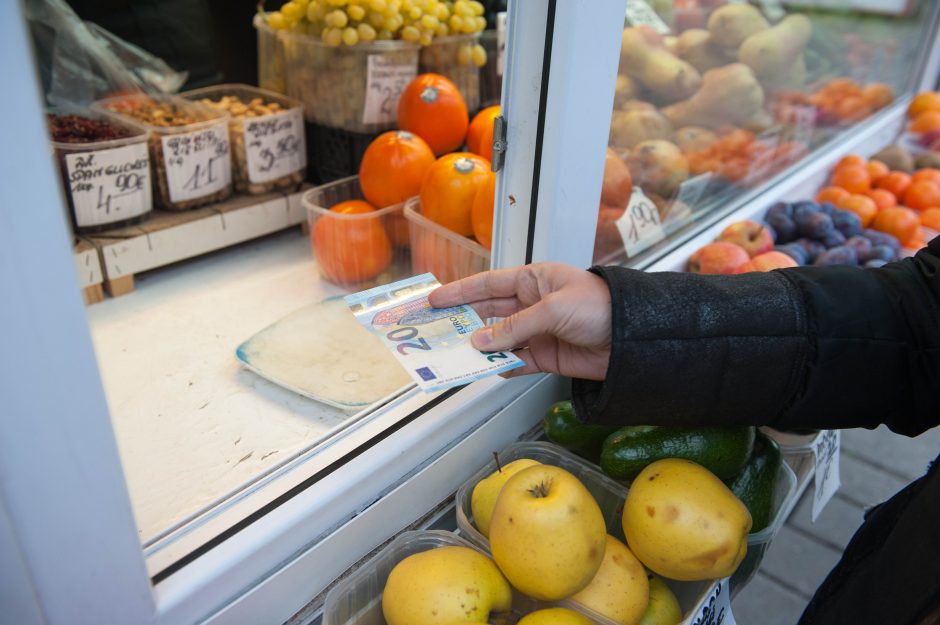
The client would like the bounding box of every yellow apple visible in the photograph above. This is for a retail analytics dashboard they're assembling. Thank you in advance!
[622,458,751,581]
[571,535,649,625]
[382,546,512,625]
[637,576,682,625]
[471,458,542,537]
[518,607,596,625]
[489,464,607,600]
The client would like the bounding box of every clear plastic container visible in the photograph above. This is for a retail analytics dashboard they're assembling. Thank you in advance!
[419,33,481,113]
[49,112,153,233]
[93,94,233,211]
[404,196,490,284]
[182,84,306,195]
[281,32,419,133]
[303,176,411,289]
[254,14,286,94]
[478,30,502,108]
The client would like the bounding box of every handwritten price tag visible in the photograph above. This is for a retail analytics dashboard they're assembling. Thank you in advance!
[244,108,306,184]
[690,578,736,625]
[363,54,418,126]
[161,122,231,203]
[625,0,671,35]
[496,12,507,76]
[811,429,841,521]
[65,144,152,228]
[615,188,667,258]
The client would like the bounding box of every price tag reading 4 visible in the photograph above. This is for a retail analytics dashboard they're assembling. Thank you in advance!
[625,0,671,35]
[812,429,841,521]
[690,578,736,625]
[64,143,152,228]
[616,188,667,258]
[162,122,231,203]
[244,108,307,184]
[363,54,418,126]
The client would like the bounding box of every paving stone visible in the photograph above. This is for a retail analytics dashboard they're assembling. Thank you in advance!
[732,571,808,625]
[760,524,843,598]
[837,452,910,508]
[789,488,863,551]
[842,425,940,481]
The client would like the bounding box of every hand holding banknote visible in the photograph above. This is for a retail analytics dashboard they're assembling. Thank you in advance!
[429,263,612,381]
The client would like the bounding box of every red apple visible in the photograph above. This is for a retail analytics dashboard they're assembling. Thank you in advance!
[718,220,775,257]
[687,242,750,274]
[736,251,799,273]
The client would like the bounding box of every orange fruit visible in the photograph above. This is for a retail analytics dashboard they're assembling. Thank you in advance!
[838,194,878,227]
[466,105,500,155]
[398,73,469,155]
[866,160,890,184]
[359,131,436,208]
[911,168,940,186]
[816,186,851,205]
[600,148,633,212]
[910,110,940,134]
[907,91,940,119]
[311,200,392,285]
[872,206,922,246]
[419,152,491,236]
[831,164,871,193]
[902,180,940,211]
[861,83,895,110]
[920,207,940,231]
[875,171,912,198]
[825,78,862,97]
[907,228,927,249]
[835,96,873,122]
[864,188,898,211]
[476,119,495,162]
[836,154,866,169]
[471,170,497,249]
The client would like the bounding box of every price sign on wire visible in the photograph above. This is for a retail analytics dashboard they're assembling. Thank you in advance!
[243,108,307,184]
[496,12,507,76]
[625,0,671,35]
[615,188,667,258]
[675,172,713,215]
[363,54,418,126]
[690,578,737,625]
[64,143,152,228]
[812,429,841,521]
[161,122,231,203]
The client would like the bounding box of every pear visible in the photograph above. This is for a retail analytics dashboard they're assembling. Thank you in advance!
[470,458,541,537]
[518,607,596,625]
[571,535,650,625]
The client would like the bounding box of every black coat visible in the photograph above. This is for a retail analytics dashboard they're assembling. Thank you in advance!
[573,236,940,625]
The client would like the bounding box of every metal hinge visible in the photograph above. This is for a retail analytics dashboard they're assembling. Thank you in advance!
[491,115,507,172]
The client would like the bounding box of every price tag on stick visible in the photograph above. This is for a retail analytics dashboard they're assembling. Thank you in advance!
[64,143,152,228]
[615,188,667,258]
[161,122,231,203]
[243,108,307,184]
[812,429,841,521]
[689,578,737,625]
[362,54,418,126]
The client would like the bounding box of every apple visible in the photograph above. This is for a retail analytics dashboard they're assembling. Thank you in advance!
[601,148,634,213]
[571,535,650,625]
[717,219,774,257]
[470,458,541,537]
[382,546,512,625]
[489,465,607,601]
[518,608,596,625]
[637,576,683,625]
[736,250,799,273]
[687,242,749,274]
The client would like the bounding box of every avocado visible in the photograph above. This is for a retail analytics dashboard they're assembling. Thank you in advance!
[725,430,782,533]
[600,425,755,481]
[542,400,620,464]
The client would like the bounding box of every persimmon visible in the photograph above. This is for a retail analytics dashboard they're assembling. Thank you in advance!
[471,170,497,249]
[398,73,469,155]
[467,105,500,155]
[875,171,912,198]
[861,83,894,110]
[908,91,940,119]
[866,160,890,184]
[864,188,898,211]
[920,207,940,231]
[311,200,392,285]
[872,206,921,246]
[902,181,940,211]
[476,119,495,162]
[836,154,866,169]
[600,148,633,212]
[911,168,940,186]
[831,164,870,193]
[419,152,491,236]
[910,110,940,134]
[359,131,436,208]
[837,194,878,227]
[816,186,851,205]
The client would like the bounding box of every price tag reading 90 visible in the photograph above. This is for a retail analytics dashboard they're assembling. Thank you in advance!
[615,188,667,258]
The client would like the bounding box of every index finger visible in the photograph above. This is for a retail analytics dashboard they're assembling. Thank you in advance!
[429,267,530,308]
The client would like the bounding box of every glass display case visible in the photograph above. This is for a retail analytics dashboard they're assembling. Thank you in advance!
[2,1,938,625]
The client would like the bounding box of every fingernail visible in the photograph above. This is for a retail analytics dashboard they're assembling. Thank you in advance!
[473,328,493,348]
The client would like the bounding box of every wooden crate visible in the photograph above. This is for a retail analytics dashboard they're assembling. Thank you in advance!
[74,237,105,305]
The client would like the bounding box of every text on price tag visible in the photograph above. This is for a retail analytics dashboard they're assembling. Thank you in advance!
[690,578,736,625]
[497,12,507,76]
[244,108,306,184]
[363,55,418,126]
[615,188,667,258]
[625,0,671,35]
[812,429,841,521]
[161,123,231,203]
[65,144,152,228]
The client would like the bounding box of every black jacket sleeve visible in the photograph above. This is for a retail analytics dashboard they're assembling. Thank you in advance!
[573,236,940,437]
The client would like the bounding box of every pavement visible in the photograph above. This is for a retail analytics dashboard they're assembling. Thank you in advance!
[731,424,940,624]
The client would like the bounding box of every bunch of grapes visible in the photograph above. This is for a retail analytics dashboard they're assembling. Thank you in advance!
[263,0,488,65]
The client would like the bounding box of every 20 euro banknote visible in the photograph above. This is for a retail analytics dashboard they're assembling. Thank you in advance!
[344,273,523,392]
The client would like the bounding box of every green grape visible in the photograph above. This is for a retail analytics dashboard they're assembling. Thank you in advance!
[433,3,449,20]
[377,28,394,39]
[471,43,487,66]
[347,4,366,20]
[468,0,484,16]
[435,23,449,37]
[454,0,474,18]
[328,9,349,27]
[383,13,404,31]
[281,1,304,20]
[327,0,347,5]
[367,0,387,11]
[342,26,360,45]
[307,1,326,21]
[421,14,439,29]
[369,10,386,26]
[357,22,377,40]
[448,14,463,31]
[323,26,343,45]
[407,5,422,19]
[418,30,433,45]
[266,11,288,29]
[401,25,420,41]
[472,16,486,32]
[457,44,472,65]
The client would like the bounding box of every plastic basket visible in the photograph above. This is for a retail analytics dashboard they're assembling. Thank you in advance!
[303,176,411,289]
[419,34,481,113]
[254,14,286,94]
[403,197,490,284]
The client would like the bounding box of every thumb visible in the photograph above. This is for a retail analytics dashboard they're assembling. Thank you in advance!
[471,299,554,352]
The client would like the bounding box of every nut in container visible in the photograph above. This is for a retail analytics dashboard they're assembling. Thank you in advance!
[183,84,306,195]
[93,93,232,211]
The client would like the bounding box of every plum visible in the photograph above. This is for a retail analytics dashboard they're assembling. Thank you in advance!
[794,238,826,262]
[765,201,793,219]
[844,235,872,259]
[766,213,798,243]
[774,243,808,265]
[821,230,847,248]
[818,202,836,216]
[813,245,859,266]
[862,244,895,263]
[832,209,863,238]
[862,229,901,252]
[793,202,820,226]
[798,212,836,240]
[865,259,888,268]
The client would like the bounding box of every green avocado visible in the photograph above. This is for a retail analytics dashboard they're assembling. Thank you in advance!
[542,400,620,464]
[725,430,782,533]
[599,425,756,481]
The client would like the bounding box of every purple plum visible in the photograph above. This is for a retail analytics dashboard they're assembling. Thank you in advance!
[798,212,836,240]
[814,246,859,266]
[775,243,808,265]
[794,238,827,262]
[862,229,901,252]
[865,259,888,268]
[818,202,836,216]
[832,209,863,238]
[765,201,794,219]
[822,230,847,248]
[862,244,895,263]
[844,235,873,258]
[766,213,798,243]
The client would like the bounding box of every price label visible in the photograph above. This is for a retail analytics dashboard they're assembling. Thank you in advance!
[496,11,507,77]
[363,54,418,126]
[65,143,152,228]
[244,108,307,184]
[625,0,671,35]
[675,172,713,213]
[161,122,231,203]
[812,429,841,521]
[615,188,666,258]
[690,578,737,625]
